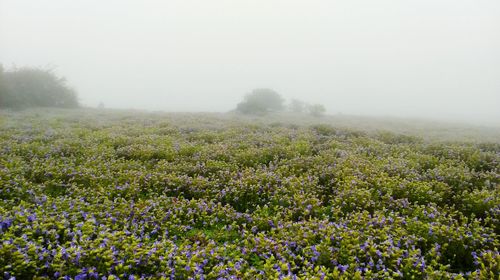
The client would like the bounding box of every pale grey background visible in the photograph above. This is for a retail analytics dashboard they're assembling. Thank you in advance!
[1,0,499,124]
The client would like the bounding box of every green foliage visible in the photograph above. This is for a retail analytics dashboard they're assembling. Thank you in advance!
[289,98,307,113]
[0,65,78,108]
[236,88,284,114]
[0,64,8,107]
[0,109,498,279]
[308,103,326,117]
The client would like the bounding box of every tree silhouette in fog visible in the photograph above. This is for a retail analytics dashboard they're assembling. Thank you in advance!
[0,65,78,109]
[308,104,326,117]
[236,88,284,114]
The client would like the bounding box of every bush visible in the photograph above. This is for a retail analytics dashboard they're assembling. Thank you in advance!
[308,104,326,117]
[236,88,284,114]
[289,99,306,113]
[0,65,9,107]
[0,65,78,108]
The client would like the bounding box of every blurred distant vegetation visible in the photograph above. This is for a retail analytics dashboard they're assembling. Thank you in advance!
[236,88,285,114]
[307,103,326,117]
[236,88,327,117]
[0,64,79,109]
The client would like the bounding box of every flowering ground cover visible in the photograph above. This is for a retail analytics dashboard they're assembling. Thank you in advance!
[0,109,499,279]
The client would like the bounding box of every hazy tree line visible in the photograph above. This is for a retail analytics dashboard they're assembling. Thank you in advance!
[0,64,325,115]
[236,88,326,116]
[0,65,79,109]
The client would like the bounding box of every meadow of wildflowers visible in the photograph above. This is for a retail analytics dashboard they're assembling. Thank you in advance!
[0,110,498,279]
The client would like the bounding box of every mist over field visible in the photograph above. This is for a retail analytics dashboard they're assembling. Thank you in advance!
[1,0,500,124]
[2,2,500,278]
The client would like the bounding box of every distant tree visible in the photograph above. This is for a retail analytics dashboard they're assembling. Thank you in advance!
[308,104,326,117]
[98,102,105,109]
[0,64,7,107]
[289,99,306,113]
[236,88,284,114]
[0,65,78,109]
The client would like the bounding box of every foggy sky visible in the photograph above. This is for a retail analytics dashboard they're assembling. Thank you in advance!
[1,0,499,124]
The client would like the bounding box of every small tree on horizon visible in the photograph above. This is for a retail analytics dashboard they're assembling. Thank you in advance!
[308,104,326,117]
[289,99,306,113]
[0,65,7,107]
[236,88,284,114]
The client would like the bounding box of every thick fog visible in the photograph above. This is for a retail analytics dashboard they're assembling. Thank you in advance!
[1,0,499,124]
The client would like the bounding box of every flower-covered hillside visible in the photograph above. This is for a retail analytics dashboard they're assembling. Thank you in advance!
[0,110,498,279]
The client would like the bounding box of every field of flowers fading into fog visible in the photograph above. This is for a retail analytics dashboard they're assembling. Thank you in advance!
[0,109,499,279]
